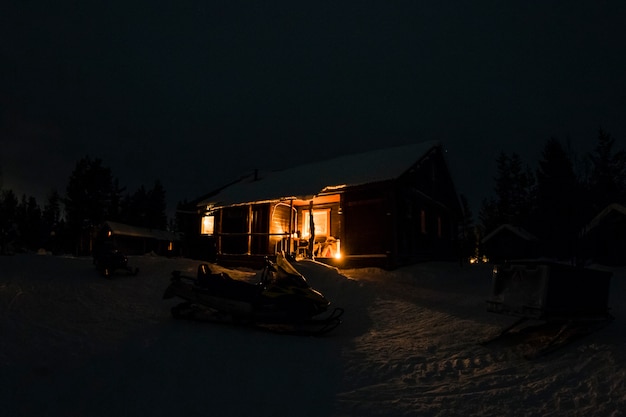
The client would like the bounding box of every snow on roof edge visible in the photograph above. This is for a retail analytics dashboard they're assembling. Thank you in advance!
[197,141,440,208]
[581,203,626,235]
[482,223,538,243]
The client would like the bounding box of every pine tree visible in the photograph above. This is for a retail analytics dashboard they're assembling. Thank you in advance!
[0,189,19,254]
[479,152,535,234]
[586,129,626,212]
[64,156,116,254]
[458,194,476,260]
[15,194,42,250]
[121,180,167,230]
[147,180,167,230]
[42,190,63,252]
[42,190,62,228]
[534,138,582,258]
[128,185,149,228]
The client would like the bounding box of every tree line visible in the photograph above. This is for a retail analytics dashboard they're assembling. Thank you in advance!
[3,132,623,259]
[0,156,168,255]
[473,129,626,260]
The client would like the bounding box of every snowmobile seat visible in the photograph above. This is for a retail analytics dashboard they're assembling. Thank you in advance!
[196,264,260,302]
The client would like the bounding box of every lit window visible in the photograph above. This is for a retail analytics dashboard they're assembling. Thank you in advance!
[201,215,214,235]
[301,209,329,238]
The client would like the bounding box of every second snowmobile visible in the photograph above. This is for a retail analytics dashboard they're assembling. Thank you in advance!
[92,240,138,278]
[163,253,343,334]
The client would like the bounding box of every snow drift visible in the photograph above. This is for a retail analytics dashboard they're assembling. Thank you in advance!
[1,254,625,416]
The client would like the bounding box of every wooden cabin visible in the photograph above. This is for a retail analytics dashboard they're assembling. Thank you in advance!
[196,141,463,269]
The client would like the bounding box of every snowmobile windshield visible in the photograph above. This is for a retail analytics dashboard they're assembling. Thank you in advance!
[274,268,310,289]
[271,253,311,288]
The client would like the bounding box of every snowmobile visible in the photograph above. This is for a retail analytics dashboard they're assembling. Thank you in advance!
[163,253,343,335]
[92,240,139,278]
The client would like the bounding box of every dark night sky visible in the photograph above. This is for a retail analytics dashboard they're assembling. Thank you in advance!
[2,1,626,219]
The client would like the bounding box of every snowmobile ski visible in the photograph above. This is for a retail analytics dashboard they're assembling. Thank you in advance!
[170,301,344,336]
[481,315,614,359]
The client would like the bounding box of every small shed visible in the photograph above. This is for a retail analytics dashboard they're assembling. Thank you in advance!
[95,221,180,256]
[481,224,538,262]
[580,203,626,266]
[195,141,463,268]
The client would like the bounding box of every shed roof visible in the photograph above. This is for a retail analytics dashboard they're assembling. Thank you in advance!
[104,221,180,241]
[581,203,626,235]
[198,141,440,208]
[482,224,538,244]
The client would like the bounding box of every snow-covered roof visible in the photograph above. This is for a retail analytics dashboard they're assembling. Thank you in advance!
[198,141,440,208]
[482,224,538,244]
[104,221,180,241]
[581,203,626,235]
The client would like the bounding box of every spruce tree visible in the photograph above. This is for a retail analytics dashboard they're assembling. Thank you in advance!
[479,152,535,234]
[586,129,626,212]
[534,138,581,259]
[64,156,116,253]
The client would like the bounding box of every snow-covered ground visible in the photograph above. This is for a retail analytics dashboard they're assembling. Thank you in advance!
[1,253,625,417]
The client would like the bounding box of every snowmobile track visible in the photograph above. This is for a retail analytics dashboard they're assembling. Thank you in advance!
[481,315,614,359]
[171,302,344,336]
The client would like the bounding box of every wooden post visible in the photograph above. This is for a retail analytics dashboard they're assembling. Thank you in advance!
[247,205,252,255]
[288,199,294,255]
[308,201,315,258]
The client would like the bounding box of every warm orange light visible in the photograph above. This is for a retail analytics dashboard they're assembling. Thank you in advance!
[201,215,214,235]
[334,239,341,259]
[302,209,329,238]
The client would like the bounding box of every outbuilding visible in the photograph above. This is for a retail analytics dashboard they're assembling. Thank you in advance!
[580,203,626,266]
[95,221,180,256]
[481,224,538,262]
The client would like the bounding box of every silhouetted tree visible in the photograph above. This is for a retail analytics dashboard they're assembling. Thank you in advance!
[147,180,167,230]
[458,194,476,260]
[0,189,19,254]
[42,189,63,252]
[64,156,116,254]
[120,180,168,230]
[107,178,126,222]
[126,185,149,227]
[15,194,42,250]
[533,138,582,259]
[479,152,535,234]
[585,129,626,213]
[42,190,62,227]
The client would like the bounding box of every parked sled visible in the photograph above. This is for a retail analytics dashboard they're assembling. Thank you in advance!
[483,261,613,358]
[163,253,343,335]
